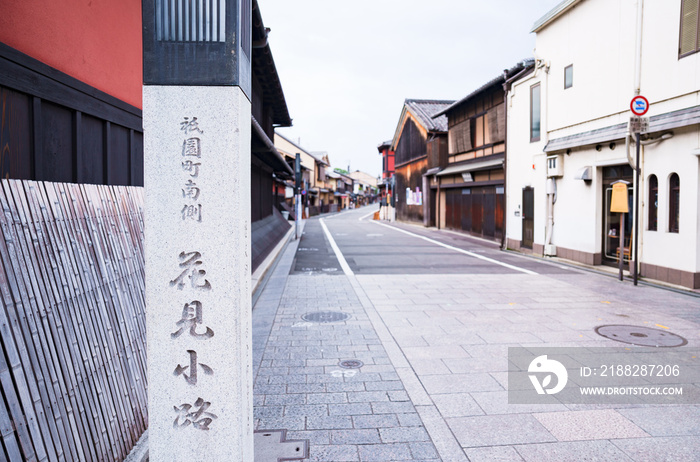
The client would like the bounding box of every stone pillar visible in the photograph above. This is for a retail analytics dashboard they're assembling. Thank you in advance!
[144,87,252,460]
[142,1,253,460]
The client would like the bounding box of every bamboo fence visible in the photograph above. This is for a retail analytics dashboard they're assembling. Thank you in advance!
[0,180,147,461]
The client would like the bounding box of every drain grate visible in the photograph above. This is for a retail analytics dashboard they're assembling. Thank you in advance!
[338,359,364,369]
[595,324,688,347]
[301,311,351,323]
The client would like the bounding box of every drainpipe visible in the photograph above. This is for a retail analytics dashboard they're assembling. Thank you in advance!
[501,69,509,250]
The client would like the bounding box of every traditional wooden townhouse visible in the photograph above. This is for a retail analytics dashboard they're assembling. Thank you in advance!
[431,60,533,243]
[274,132,332,215]
[390,99,453,225]
[506,0,700,288]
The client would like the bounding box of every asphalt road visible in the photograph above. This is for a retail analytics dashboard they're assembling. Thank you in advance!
[292,206,570,276]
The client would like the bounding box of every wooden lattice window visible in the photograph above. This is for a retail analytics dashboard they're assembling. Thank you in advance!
[680,0,700,57]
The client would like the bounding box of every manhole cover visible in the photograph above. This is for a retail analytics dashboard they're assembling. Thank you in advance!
[595,325,688,347]
[301,311,351,323]
[338,359,364,369]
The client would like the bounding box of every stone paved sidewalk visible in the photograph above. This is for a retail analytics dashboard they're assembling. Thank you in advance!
[252,237,441,462]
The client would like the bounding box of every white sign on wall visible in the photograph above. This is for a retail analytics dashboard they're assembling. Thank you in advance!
[406,187,423,206]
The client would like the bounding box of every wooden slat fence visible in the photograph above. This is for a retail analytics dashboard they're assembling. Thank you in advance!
[0,180,147,461]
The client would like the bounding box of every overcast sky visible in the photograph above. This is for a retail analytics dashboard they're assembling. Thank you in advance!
[259,0,564,178]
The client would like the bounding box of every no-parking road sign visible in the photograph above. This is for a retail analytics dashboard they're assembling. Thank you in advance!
[630,95,649,116]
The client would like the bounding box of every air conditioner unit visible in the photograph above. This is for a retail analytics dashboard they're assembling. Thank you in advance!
[546,155,563,177]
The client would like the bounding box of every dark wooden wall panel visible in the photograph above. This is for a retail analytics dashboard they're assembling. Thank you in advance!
[0,87,32,179]
[108,123,130,185]
[131,131,144,186]
[0,45,143,187]
[38,101,74,182]
[78,113,105,184]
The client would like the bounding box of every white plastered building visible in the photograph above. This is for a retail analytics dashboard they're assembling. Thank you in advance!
[506,0,700,289]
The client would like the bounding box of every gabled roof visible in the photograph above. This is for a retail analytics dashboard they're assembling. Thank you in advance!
[275,132,328,164]
[432,59,535,118]
[531,0,583,33]
[405,99,453,132]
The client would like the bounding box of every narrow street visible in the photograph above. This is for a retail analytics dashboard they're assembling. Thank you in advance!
[253,206,700,462]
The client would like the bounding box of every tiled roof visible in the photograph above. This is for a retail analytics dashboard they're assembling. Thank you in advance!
[432,59,535,118]
[405,99,454,132]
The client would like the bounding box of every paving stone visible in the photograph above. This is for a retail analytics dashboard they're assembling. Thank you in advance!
[611,436,700,462]
[329,403,373,416]
[330,429,381,444]
[514,440,636,462]
[348,391,390,402]
[388,390,410,402]
[325,382,367,392]
[431,393,484,418]
[397,413,424,427]
[308,444,359,462]
[254,406,284,418]
[379,426,431,443]
[470,390,567,415]
[464,446,524,462]
[408,441,440,460]
[284,404,328,417]
[265,394,306,406]
[306,392,348,404]
[306,415,353,430]
[352,414,400,429]
[357,443,413,461]
[420,373,503,394]
[447,414,556,447]
[533,409,649,441]
[371,401,416,414]
[365,381,405,391]
[287,383,326,394]
[617,407,700,436]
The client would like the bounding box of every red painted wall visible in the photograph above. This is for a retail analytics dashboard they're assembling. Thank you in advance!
[0,0,143,109]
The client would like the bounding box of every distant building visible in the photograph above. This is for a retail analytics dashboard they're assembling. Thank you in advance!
[432,60,533,243]
[389,99,453,225]
[507,0,700,288]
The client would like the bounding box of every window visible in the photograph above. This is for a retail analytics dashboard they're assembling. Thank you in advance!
[470,114,491,149]
[564,65,573,89]
[648,175,658,231]
[680,0,700,57]
[530,83,541,142]
[669,173,680,232]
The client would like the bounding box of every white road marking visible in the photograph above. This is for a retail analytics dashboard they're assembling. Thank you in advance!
[320,218,354,276]
[330,370,357,377]
[371,221,538,275]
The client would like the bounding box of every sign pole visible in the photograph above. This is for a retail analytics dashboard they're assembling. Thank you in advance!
[619,213,625,281]
[629,94,648,287]
[633,133,640,285]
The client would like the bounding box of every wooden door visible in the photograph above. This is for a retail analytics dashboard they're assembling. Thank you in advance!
[522,187,534,248]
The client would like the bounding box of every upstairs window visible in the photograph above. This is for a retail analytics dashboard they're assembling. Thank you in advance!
[680,0,700,57]
[530,83,541,142]
[648,174,658,231]
[564,65,573,89]
[669,173,680,233]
